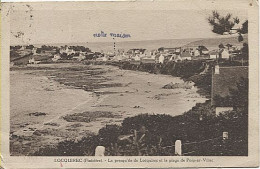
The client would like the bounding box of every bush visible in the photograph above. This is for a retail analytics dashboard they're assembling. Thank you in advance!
[33,103,248,156]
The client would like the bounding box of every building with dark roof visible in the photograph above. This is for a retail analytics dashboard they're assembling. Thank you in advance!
[180,51,192,60]
[211,65,248,115]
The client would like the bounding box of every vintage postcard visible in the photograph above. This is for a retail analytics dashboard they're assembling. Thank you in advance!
[0,0,259,168]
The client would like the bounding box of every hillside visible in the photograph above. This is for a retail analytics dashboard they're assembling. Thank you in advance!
[184,34,248,48]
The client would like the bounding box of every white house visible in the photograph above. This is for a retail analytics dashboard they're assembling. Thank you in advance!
[223,32,230,35]
[201,49,209,55]
[32,47,38,55]
[194,49,200,57]
[219,49,230,59]
[158,54,165,64]
[133,55,141,61]
[230,24,240,34]
[60,46,76,55]
[52,54,61,62]
[78,53,86,61]
[209,50,219,59]
[28,57,40,64]
[96,56,108,62]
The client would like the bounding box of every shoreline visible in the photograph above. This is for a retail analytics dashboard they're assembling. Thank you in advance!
[10,63,207,155]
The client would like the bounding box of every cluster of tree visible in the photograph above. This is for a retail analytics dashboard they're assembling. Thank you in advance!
[240,20,248,34]
[10,50,21,61]
[10,45,22,50]
[214,77,248,110]
[33,102,248,156]
[196,45,208,55]
[25,45,34,50]
[41,45,58,51]
[127,48,146,54]
[60,53,73,60]
[241,43,249,59]
[218,42,249,59]
[67,45,91,52]
[36,45,59,54]
[207,11,248,35]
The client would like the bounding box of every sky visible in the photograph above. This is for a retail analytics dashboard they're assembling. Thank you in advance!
[10,9,247,45]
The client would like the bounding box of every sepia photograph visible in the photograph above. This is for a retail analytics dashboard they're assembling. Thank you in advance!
[1,1,259,168]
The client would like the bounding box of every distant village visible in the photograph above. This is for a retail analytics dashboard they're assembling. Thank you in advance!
[10,37,249,116]
[10,40,248,66]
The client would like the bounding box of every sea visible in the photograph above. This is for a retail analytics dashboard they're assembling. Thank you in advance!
[33,38,201,53]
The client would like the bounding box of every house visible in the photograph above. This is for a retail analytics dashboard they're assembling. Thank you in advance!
[32,47,38,55]
[159,54,165,63]
[29,58,37,64]
[219,49,230,59]
[155,54,165,64]
[209,50,219,59]
[182,47,197,56]
[52,54,61,61]
[194,49,200,57]
[141,57,155,64]
[60,46,76,55]
[133,54,141,61]
[223,32,230,35]
[72,53,86,61]
[230,24,240,34]
[129,60,141,65]
[180,51,192,60]
[96,56,108,62]
[114,54,123,61]
[127,49,146,58]
[201,48,209,55]
[150,49,158,57]
[158,47,182,55]
[211,65,248,115]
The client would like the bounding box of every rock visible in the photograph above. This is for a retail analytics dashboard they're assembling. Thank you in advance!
[163,81,195,89]
[28,112,47,116]
[163,82,174,89]
[33,130,42,136]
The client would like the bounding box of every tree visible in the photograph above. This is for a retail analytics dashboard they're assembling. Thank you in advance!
[26,45,34,50]
[240,43,249,59]
[238,33,244,42]
[10,45,22,50]
[226,44,233,50]
[239,20,248,34]
[207,11,239,35]
[230,77,248,110]
[218,43,225,49]
[158,47,164,52]
[36,48,42,54]
[197,45,208,55]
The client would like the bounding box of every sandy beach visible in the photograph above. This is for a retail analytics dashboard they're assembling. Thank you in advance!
[10,63,207,155]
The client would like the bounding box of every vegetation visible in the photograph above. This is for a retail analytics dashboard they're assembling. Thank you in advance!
[25,45,34,50]
[214,77,248,108]
[10,45,22,50]
[10,50,21,61]
[207,11,240,35]
[68,46,91,52]
[119,60,214,96]
[240,20,248,34]
[32,75,248,156]
[33,102,248,156]
[63,111,121,123]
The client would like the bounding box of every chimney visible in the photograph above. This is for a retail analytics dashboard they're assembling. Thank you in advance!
[215,65,220,74]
